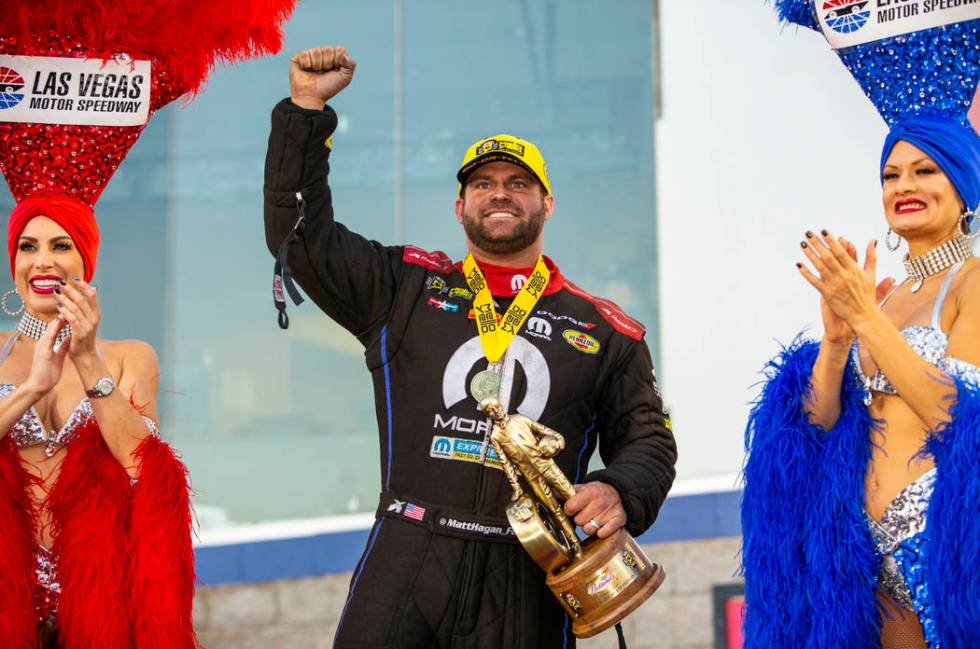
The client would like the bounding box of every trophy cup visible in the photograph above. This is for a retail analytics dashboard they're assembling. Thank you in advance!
[479,398,665,638]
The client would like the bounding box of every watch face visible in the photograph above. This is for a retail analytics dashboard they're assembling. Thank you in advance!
[95,377,115,395]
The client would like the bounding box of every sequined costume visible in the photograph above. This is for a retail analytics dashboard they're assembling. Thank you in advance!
[741,271,980,649]
[742,328,980,648]
[852,261,974,648]
[854,260,970,402]
[0,336,197,648]
[855,269,961,649]
[866,469,937,643]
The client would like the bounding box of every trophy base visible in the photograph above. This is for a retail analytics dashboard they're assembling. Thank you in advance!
[546,528,665,639]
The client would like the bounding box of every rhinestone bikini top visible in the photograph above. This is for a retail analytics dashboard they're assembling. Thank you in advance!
[854,259,980,404]
[0,335,158,454]
[0,383,95,457]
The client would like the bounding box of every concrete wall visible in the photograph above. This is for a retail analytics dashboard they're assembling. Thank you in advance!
[193,536,742,649]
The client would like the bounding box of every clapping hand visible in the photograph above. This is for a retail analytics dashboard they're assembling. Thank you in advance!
[54,275,101,360]
[797,230,894,333]
[24,314,71,396]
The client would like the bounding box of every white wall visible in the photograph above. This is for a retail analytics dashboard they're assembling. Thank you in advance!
[656,2,907,482]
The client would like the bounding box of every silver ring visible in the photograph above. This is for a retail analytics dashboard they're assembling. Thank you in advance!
[588,518,601,530]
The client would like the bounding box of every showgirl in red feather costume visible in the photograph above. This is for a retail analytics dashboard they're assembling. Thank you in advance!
[0,2,295,647]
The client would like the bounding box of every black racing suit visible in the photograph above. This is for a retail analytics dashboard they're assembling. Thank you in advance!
[264,98,677,649]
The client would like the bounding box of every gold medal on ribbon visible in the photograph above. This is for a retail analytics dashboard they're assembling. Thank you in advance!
[463,254,550,400]
[469,364,503,403]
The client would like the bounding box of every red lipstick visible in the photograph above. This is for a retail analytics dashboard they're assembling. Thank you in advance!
[894,198,926,215]
[28,274,62,295]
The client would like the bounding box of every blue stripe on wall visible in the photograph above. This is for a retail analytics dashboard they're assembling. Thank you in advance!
[636,489,742,544]
[196,529,371,586]
[196,489,742,587]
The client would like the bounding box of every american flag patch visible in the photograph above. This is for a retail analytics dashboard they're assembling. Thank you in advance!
[403,503,426,522]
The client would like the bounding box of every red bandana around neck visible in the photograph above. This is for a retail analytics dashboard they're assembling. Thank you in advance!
[469,255,565,297]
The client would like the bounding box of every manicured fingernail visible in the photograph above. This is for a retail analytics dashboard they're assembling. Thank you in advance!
[821,229,828,236]
[805,231,813,239]
[55,303,61,309]
[874,240,878,248]
[800,241,808,249]
[795,262,803,268]
[54,288,61,294]
[59,279,66,286]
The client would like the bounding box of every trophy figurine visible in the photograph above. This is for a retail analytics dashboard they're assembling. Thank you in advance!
[479,398,665,638]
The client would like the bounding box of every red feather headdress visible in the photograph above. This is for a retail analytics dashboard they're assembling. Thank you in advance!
[0,0,296,207]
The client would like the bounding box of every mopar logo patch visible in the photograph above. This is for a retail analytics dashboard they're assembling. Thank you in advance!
[430,435,502,469]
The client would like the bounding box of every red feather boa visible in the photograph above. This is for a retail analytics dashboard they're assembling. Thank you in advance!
[0,420,198,648]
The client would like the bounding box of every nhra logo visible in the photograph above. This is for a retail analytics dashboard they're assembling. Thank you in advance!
[821,0,870,34]
[0,67,26,109]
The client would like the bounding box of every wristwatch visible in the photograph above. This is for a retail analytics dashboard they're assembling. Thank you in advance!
[85,376,116,399]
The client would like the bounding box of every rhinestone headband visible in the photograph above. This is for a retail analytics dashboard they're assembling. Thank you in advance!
[903,235,974,293]
[17,312,71,345]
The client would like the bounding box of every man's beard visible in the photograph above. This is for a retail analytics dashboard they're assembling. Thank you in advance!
[460,199,547,256]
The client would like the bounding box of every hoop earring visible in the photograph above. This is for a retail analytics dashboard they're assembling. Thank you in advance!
[885,227,902,252]
[1,290,24,317]
[961,210,978,240]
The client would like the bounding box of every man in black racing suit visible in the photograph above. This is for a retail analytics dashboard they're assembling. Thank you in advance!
[264,45,677,649]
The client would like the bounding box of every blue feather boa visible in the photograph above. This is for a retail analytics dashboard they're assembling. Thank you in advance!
[741,337,980,647]
[927,373,980,646]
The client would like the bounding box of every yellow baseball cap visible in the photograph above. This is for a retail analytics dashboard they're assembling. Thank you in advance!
[456,134,551,196]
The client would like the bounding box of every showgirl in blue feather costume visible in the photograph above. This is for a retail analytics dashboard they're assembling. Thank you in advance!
[742,3,980,648]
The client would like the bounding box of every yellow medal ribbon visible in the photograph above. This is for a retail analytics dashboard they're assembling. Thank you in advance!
[463,253,551,363]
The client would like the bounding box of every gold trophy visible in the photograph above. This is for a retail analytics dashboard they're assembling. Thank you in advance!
[479,398,665,638]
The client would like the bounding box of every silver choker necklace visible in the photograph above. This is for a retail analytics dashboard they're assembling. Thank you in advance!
[903,234,974,293]
[17,312,71,345]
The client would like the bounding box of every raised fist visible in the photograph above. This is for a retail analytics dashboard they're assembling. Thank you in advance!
[289,46,357,110]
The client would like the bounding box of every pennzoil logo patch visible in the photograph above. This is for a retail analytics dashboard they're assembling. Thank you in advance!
[562,329,600,354]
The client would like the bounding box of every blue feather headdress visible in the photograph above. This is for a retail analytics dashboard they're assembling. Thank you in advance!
[774,0,978,128]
